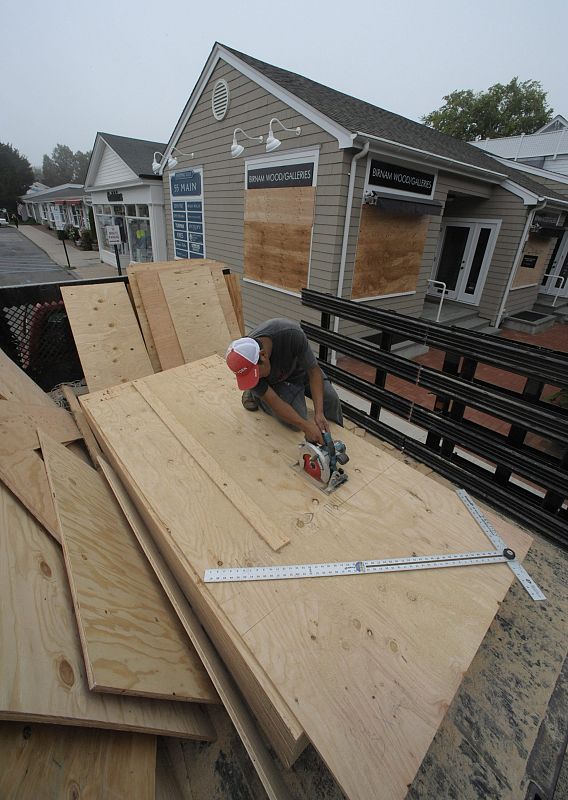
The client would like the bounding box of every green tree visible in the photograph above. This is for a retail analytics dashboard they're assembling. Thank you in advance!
[42,144,92,185]
[0,143,34,211]
[42,144,76,185]
[422,78,553,141]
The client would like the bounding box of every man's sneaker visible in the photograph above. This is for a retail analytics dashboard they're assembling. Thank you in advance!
[241,390,259,411]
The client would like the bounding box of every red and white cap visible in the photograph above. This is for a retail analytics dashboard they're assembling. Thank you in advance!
[225,337,261,390]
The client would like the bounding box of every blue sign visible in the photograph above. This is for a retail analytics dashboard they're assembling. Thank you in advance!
[170,166,205,260]
[170,169,202,198]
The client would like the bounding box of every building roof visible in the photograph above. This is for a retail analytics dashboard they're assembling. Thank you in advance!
[496,161,568,205]
[98,132,167,178]
[22,184,84,202]
[222,45,508,179]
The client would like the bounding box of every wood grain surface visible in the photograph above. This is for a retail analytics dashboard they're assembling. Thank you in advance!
[0,446,60,541]
[159,266,232,363]
[99,456,292,800]
[223,272,245,336]
[40,431,218,705]
[0,400,80,451]
[0,480,214,740]
[0,347,55,407]
[244,187,315,292]
[81,358,533,800]
[61,283,154,391]
[210,266,241,340]
[352,206,429,298]
[136,270,185,370]
[126,267,162,372]
[61,385,103,468]
[0,722,156,800]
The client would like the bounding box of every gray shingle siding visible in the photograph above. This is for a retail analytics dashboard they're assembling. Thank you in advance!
[163,59,350,332]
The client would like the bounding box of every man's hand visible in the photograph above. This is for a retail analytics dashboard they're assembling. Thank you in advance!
[303,419,323,444]
[314,411,330,435]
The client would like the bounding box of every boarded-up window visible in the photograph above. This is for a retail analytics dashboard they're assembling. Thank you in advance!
[352,206,429,299]
[512,233,556,288]
[244,187,316,293]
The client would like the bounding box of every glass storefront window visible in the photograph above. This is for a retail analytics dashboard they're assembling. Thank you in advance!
[137,204,149,218]
[113,205,124,215]
[95,205,103,213]
[126,205,136,216]
[127,218,153,263]
[102,205,111,215]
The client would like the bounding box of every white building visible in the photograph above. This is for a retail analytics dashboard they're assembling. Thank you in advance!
[472,115,568,175]
[84,133,168,268]
[21,184,88,230]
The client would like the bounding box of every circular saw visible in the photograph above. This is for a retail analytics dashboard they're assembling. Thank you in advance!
[298,431,349,493]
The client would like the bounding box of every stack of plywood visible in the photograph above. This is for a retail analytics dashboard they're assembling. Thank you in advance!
[80,355,534,800]
[126,259,243,373]
[61,260,244,390]
[0,348,219,798]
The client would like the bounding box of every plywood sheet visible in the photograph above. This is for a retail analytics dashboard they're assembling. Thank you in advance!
[61,283,154,391]
[0,446,60,542]
[82,384,305,767]
[352,206,429,299]
[0,347,55,407]
[62,385,103,468]
[0,722,156,800]
[40,432,218,705]
[0,480,214,740]
[224,272,245,336]
[137,270,185,370]
[513,232,556,289]
[126,267,162,373]
[158,266,232,363]
[99,457,292,800]
[82,359,533,800]
[0,400,80,451]
[210,267,241,339]
[244,187,315,292]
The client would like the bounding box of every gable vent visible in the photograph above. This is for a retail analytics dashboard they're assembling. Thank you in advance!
[212,79,230,120]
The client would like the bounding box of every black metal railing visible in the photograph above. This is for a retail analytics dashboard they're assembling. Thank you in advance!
[301,289,568,549]
[0,276,126,391]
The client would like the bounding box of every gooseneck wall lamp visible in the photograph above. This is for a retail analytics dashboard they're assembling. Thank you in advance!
[230,128,263,158]
[265,118,301,152]
[152,147,195,175]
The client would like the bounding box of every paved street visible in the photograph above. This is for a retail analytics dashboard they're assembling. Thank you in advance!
[0,227,76,286]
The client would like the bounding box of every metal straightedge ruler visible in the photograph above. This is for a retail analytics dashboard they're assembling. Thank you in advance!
[204,490,545,601]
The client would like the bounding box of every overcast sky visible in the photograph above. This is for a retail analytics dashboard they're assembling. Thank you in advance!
[3,0,567,167]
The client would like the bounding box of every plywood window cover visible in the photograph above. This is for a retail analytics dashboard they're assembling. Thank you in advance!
[243,186,316,294]
[351,206,429,300]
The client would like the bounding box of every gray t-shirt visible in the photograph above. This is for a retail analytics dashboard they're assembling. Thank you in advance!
[249,318,317,398]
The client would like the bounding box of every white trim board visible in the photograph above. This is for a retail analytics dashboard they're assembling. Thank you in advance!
[496,156,568,186]
[161,44,354,172]
[243,278,301,298]
[353,290,416,302]
[510,283,538,290]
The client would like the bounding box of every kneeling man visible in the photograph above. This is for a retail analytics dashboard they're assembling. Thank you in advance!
[226,318,343,445]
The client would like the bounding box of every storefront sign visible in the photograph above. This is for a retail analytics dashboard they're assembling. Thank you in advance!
[170,167,205,259]
[534,212,562,228]
[107,190,123,202]
[247,162,314,190]
[105,225,121,245]
[368,159,435,197]
[520,254,538,268]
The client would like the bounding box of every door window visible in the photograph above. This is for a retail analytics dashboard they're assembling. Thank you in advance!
[464,227,491,295]
[436,226,469,291]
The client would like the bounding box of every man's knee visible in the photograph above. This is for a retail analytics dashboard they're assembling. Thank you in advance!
[323,381,343,426]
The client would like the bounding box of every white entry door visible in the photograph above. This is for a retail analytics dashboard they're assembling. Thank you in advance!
[429,219,501,305]
[540,231,568,299]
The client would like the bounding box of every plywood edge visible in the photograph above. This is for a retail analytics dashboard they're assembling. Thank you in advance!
[223,272,245,336]
[81,399,305,763]
[210,269,242,339]
[61,386,104,468]
[126,267,162,373]
[98,456,292,800]
[136,271,185,370]
[39,429,219,706]
[134,380,290,552]
[0,348,56,408]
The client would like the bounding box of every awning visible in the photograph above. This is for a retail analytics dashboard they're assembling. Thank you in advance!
[364,192,443,216]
